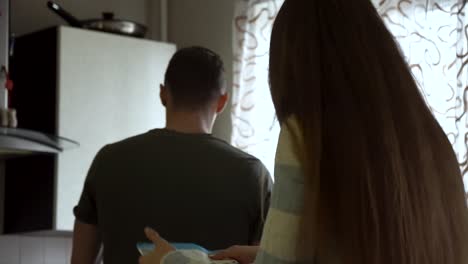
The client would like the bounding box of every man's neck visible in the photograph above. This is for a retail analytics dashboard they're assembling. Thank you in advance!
[165,110,214,134]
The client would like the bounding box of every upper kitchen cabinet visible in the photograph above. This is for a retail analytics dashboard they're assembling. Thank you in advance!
[4,26,176,233]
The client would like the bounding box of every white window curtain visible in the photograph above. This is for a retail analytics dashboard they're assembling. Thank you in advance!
[231,0,283,174]
[373,0,468,193]
[232,0,468,194]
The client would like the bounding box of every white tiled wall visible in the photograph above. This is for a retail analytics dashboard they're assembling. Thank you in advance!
[0,235,72,264]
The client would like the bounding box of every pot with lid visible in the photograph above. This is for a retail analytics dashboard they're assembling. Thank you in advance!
[47,1,147,38]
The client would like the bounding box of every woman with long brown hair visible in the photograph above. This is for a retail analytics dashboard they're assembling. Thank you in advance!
[140,0,468,263]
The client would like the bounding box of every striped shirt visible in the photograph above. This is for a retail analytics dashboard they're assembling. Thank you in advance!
[254,118,304,264]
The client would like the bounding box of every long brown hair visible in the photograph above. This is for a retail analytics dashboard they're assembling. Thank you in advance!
[269,0,468,263]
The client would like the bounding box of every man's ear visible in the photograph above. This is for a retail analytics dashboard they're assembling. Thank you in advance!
[160,84,167,107]
[216,93,229,113]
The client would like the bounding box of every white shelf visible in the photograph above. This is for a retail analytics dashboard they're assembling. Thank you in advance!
[0,127,78,158]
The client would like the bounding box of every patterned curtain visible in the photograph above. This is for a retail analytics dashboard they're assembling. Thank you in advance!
[232,0,468,193]
[372,0,468,193]
[231,0,283,174]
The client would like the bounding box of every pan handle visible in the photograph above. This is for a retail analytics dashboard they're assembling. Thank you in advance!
[47,1,83,28]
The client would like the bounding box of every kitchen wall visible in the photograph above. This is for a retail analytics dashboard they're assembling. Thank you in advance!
[167,0,235,142]
[11,0,151,37]
[11,0,235,141]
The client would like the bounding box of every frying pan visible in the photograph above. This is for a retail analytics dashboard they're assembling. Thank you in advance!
[47,1,147,38]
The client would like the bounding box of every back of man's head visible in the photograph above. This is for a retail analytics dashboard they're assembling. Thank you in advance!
[164,46,226,111]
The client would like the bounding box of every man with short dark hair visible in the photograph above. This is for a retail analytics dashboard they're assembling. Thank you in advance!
[71,47,272,264]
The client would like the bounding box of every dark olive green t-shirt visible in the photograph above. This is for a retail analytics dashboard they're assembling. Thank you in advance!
[74,129,272,264]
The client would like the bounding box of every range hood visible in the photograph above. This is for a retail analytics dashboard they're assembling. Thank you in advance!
[0,127,78,158]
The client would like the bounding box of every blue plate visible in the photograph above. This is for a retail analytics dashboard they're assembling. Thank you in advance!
[137,242,215,256]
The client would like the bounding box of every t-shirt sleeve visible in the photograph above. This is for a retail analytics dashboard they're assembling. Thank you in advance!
[73,146,108,225]
[249,162,273,245]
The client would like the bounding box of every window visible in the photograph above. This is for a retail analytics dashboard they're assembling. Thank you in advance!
[231,0,284,175]
[376,0,468,193]
[233,0,468,195]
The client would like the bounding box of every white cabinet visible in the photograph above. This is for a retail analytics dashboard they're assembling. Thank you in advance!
[56,27,175,230]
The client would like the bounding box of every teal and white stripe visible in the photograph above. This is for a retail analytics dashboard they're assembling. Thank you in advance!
[254,118,304,264]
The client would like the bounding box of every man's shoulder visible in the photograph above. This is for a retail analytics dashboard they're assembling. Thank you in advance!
[110,131,154,147]
[96,131,156,156]
[207,137,264,164]
[208,139,271,181]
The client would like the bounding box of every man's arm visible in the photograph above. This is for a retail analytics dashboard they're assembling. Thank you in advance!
[71,220,101,264]
[249,162,273,245]
[71,147,108,264]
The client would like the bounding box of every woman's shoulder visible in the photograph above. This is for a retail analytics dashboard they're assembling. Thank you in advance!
[276,116,303,167]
